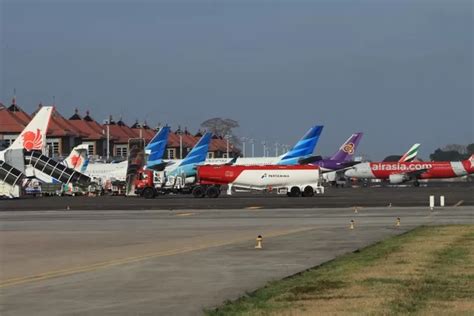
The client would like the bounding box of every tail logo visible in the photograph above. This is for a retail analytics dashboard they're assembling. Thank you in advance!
[22,129,43,151]
[342,143,355,155]
[71,155,83,168]
[261,173,267,179]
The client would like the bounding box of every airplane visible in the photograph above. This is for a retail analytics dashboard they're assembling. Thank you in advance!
[84,126,170,183]
[0,106,54,198]
[344,153,474,186]
[0,106,53,164]
[398,143,420,163]
[153,132,213,183]
[1,106,54,197]
[205,125,324,166]
[63,144,90,173]
[1,106,91,190]
[305,132,363,173]
[32,143,91,185]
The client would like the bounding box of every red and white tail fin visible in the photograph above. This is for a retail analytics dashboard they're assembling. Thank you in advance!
[399,143,420,162]
[9,106,53,152]
[64,144,89,172]
[462,154,474,173]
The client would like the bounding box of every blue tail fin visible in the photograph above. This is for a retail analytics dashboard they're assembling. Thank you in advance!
[146,126,170,169]
[278,125,324,164]
[178,132,212,167]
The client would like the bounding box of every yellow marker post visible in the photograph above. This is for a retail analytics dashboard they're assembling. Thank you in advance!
[350,219,355,230]
[354,207,358,214]
[396,217,400,228]
[255,235,263,249]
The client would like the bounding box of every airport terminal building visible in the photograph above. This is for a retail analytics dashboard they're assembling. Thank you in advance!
[0,100,239,160]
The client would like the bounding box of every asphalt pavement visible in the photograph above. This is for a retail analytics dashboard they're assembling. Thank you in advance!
[1,206,473,315]
[1,186,472,211]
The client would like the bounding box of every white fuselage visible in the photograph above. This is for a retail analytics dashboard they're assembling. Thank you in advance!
[230,169,321,191]
[85,161,128,182]
[206,157,281,166]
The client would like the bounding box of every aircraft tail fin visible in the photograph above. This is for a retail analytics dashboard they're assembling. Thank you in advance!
[64,144,89,172]
[178,132,212,167]
[279,125,323,163]
[9,106,54,152]
[330,132,363,162]
[399,143,420,162]
[146,126,170,169]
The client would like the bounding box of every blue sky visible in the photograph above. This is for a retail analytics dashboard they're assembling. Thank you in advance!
[1,0,472,159]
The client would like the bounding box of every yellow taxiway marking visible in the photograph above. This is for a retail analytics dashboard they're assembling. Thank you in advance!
[0,227,313,289]
[175,212,195,217]
[246,206,263,210]
[453,200,464,207]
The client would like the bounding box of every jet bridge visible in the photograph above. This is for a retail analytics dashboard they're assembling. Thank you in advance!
[24,151,91,185]
[0,160,24,186]
[0,160,25,198]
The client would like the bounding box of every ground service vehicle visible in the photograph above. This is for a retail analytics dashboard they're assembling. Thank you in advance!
[134,169,190,198]
[193,164,324,198]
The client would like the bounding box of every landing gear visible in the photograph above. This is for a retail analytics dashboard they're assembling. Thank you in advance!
[302,186,314,197]
[287,186,301,197]
[413,180,420,187]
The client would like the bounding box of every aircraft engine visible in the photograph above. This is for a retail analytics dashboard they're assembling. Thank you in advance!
[389,174,408,184]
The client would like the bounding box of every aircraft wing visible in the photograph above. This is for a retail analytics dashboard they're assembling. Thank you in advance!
[391,168,431,179]
[298,155,323,165]
[148,161,175,171]
[224,157,238,165]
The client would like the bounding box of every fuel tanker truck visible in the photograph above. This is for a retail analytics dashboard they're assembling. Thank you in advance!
[192,164,324,198]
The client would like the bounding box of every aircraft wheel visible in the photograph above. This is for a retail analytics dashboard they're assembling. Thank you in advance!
[142,187,156,199]
[302,186,314,197]
[206,186,220,198]
[288,186,301,197]
[413,180,420,187]
[192,186,206,198]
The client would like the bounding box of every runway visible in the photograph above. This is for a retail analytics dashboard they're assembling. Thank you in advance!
[1,186,472,211]
[1,206,473,315]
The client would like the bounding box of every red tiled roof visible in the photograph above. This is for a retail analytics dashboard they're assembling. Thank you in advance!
[181,133,198,148]
[106,122,137,144]
[132,127,156,143]
[67,109,107,140]
[31,106,84,137]
[69,119,105,140]
[0,102,31,133]
[167,132,181,147]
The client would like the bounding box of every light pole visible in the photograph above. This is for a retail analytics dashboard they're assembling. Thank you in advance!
[225,134,231,158]
[175,126,183,159]
[240,137,247,157]
[103,118,110,160]
[179,135,183,159]
[274,142,279,157]
[262,140,267,157]
[250,138,255,157]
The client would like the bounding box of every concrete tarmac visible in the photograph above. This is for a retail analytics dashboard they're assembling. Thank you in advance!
[1,206,473,315]
[1,186,472,211]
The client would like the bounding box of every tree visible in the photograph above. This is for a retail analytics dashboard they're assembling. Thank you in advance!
[443,144,467,154]
[200,118,241,147]
[430,148,464,161]
[467,143,474,155]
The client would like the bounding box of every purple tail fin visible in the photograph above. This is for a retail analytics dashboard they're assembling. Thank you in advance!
[330,133,363,162]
